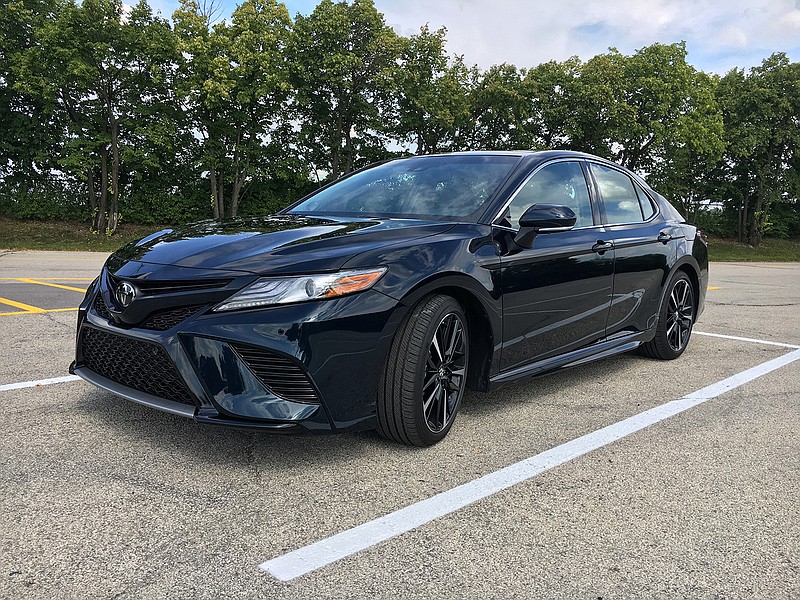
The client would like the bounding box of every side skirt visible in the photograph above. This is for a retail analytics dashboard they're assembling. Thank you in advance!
[488,330,653,391]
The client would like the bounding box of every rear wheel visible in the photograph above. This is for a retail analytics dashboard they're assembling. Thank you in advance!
[377,295,468,446]
[640,271,695,360]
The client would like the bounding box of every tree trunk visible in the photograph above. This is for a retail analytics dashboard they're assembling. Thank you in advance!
[96,146,109,233]
[108,114,120,234]
[332,114,342,179]
[344,118,355,174]
[229,126,245,218]
[231,140,251,219]
[219,178,225,219]
[209,167,220,219]
[87,166,98,219]
[747,181,764,247]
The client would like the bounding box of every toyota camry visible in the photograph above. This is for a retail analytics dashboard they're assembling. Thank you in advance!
[71,151,708,446]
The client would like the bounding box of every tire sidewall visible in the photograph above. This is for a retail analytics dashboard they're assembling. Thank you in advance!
[411,298,469,445]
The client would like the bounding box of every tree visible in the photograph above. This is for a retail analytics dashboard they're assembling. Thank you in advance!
[289,0,401,181]
[0,0,73,219]
[467,63,528,150]
[645,68,725,220]
[13,0,180,232]
[571,43,724,175]
[173,0,292,219]
[716,54,800,245]
[121,2,204,224]
[522,57,582,149]
[393,25,471,154]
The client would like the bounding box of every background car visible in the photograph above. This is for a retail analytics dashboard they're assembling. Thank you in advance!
[71,151,708,446]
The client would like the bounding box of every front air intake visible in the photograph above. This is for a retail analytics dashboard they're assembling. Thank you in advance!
[230,344,319,404]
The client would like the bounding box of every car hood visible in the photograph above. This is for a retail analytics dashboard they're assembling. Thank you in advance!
[111,215,455,275]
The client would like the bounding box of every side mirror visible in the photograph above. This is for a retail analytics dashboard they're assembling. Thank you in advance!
[515,204,577,248]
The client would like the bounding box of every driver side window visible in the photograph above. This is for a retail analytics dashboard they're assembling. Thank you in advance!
[504,161,594,230]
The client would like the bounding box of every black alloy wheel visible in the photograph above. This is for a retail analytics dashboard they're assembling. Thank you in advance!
[423,312,467,433]
[641,271,695,360]
[377,295,469,446]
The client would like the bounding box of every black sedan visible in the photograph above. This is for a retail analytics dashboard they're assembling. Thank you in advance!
[71,151,708,446]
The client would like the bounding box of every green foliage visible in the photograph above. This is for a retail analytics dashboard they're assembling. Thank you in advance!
[692,208,737,238]
[173,0,293,219]
[393,25,472,154]
[289,0,401,179]
[0,0,797,246]
[715,54,800,245]
[469,64,528,150]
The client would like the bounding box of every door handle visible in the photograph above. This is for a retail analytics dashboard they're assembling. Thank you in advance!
[592,240,614,253]
[657,231,672,244]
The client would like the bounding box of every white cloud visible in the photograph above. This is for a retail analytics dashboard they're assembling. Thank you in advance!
[155,0,799,73]
[371,0,800,73]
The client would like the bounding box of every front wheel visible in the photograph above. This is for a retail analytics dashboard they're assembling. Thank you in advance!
[640,271,695,360]
[377,295,469,447]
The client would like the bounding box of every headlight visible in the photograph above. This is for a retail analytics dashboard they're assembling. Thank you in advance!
[214,267,387,312]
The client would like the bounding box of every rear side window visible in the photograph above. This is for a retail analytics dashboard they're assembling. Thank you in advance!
[634,182,656,220]
[591,163,647,224]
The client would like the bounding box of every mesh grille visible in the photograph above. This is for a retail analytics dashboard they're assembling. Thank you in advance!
[93,295,112,321]
[140,306,205,331]
[81,327,196,406]
[231,344,319,404]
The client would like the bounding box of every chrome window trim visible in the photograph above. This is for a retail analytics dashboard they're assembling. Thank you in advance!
[491,222,607,233]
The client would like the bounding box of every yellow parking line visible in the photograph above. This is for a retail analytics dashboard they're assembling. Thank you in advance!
[0,277,94,281]
[0,307,77,317]
[16,278,87,293]
[0,296,45,313]
[707,286,720,290]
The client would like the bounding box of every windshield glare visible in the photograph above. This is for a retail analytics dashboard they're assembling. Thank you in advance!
[288,155,520,220]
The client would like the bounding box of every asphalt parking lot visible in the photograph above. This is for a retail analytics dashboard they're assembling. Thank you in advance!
[1,249,798,599]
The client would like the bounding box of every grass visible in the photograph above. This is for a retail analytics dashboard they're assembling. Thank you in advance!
[0,217,165,252]
[707,236,800,262]
[1,218,799,261]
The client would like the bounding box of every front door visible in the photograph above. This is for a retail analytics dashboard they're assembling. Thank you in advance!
[496,160,615,371]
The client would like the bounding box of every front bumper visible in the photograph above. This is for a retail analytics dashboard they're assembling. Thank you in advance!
[73,268,405,434]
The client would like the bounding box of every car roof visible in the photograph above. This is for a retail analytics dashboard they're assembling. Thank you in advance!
[402,149,616,163]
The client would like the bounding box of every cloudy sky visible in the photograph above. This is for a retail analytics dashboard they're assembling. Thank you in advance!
[151,0,800,74]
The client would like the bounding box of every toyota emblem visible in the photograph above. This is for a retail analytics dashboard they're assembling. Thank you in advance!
[115,281,137,308]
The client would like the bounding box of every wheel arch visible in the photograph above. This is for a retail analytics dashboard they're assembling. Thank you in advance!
[670,257,702,322]
[396,273,500,393]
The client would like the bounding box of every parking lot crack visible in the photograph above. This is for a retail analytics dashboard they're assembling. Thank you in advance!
[42,312,76,332]
[707,301,798,307]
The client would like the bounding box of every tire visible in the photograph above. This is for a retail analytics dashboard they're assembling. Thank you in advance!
[377,294,469,447]
[640,271,695,360]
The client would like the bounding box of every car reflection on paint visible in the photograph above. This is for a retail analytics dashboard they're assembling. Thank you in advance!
[71,151,708,446]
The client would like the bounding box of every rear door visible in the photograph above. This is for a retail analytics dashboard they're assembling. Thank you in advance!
[587,162,680,336]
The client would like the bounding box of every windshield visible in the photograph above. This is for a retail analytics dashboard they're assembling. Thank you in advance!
[287,155,520,220]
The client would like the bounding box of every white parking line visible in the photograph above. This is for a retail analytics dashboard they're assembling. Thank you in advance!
[260,347,800,581]
[0,375,81,392]
[1,332,797,580]
[694,330,799,349]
